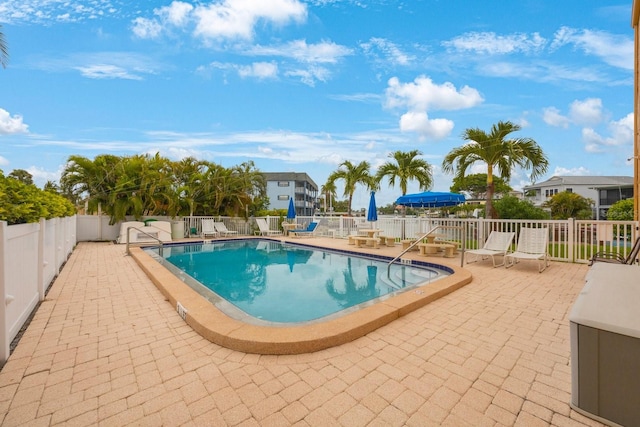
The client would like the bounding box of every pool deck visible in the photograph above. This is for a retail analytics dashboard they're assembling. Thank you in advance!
[0,238,605,426]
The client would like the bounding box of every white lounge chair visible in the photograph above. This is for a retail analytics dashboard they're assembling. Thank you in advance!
[505,227,550,273]
[255,218,283,236]
[201,219,219,238]
[214,221,238,237]
[466,231,515,267]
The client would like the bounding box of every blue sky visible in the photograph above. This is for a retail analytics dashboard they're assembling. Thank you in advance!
[0,0,634,209]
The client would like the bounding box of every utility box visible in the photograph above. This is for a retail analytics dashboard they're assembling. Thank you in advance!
[569,262,640,427]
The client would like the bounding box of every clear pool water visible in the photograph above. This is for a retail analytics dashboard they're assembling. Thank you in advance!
[147,239,451,324]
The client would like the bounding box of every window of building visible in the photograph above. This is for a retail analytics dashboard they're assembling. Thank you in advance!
[566,188,573,193]
[278,181,290,187]
[277,195,290,200]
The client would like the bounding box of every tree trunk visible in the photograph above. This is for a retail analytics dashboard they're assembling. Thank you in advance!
[485,169,498,219]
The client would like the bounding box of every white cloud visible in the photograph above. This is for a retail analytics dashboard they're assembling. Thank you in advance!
[0,1,123,24]
[26,165,61,184]
[131,17,163,39]
[193,0,307,41]
[158,1,194,27]
[384,75,482,139]
[552,166,591,176]
[248,40,352,64]
[443,32,546,55]
[360,37,414,66]
[607,113,634,145]
[543,97,604,128]
[132,0,307,42]
[544,98,631,153]
[238,62,278,79]
[551,26,633,71]
[398,112,454,140]
[0,108,29,134]
[542,107,571,128]
[74,64,143,80]
[132,1,193,39]
[30,52,159,80]
[285,66,331,86]
[385,76,483,112]
[582,128,605,153]
[569,98,603,126]
[583,113,634,153]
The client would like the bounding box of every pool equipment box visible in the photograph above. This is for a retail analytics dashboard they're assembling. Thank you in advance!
[569,262,640,427]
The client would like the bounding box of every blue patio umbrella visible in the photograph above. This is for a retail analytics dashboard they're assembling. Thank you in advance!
[287,197,296,220]
[367,191,378,223]
[395,191,465,208]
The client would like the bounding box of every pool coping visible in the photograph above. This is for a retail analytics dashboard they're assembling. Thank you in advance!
[129,240,473,354]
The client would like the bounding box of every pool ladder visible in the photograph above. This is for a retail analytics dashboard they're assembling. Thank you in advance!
[386,225,466,276]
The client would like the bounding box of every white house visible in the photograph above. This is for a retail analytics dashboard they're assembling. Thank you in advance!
[523,176,633,219]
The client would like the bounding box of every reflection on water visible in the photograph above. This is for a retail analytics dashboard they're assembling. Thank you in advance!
[155,240,444,323]
[325,259,381,309]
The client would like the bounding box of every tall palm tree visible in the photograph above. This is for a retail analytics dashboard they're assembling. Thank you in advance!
[442,121,548,219]
[376,149,433,195]
[326,160,374,215]
[320,180,337,213]
[0,25,8,68]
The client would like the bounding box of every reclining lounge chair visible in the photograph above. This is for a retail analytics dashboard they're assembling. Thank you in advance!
[466,231,515,267]
[290,222,318,238]
[505,227,550,273]
[256,218,283,236]
[214,221,238,237]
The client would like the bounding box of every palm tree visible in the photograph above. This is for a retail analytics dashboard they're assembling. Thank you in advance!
[376,149,433,196]
[320,180,337,213]
[0,25,8,68]
[326,160,374,216]
[442,121,548,219]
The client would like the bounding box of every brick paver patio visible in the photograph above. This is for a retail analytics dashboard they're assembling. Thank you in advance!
[0,241,605,426]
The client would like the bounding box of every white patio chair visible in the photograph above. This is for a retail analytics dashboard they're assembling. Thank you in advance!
[255,218,283,236]
[466,231,515,267]
[214,221,238,237]
[201,219,219,238]
[505,227,550,273]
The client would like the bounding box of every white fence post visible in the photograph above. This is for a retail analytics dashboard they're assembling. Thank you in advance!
[38,218,46,300]
[567,218,575,263]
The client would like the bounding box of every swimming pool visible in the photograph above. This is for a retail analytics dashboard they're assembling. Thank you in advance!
[147,239,451,324]
[131,237,472,354]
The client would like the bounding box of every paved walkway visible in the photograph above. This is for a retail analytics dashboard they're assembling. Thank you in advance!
[0,241,604,426]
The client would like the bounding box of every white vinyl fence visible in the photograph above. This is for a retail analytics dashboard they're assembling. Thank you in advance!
[145,215,638,265]
[0,216,76,364]
[76,214,639,265]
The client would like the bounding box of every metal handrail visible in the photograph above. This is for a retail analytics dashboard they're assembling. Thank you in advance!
[126,226,165,256]
[387,225,466,274]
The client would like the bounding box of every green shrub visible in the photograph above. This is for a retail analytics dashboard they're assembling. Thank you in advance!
[0,173,75,224]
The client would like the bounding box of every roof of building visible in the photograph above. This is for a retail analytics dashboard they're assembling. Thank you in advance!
[262,172,318,188]
[523,175,634,189]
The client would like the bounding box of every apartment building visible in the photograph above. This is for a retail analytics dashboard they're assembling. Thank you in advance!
[263,172,319,216]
